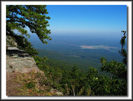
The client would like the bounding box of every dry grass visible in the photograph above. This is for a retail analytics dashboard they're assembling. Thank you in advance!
[6,71,23,96]
[6,70,63,96]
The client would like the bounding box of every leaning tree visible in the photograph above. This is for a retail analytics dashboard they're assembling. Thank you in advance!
[6,5,51,55]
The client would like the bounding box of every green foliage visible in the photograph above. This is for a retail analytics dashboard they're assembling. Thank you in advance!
[44,58,73,71]
[118,31,127,65]
[18,37,39,56]
[34,53,127,95]
[85,67,126,95]
[6,5,51,55]
[7,32,39,56]
[40,79,52,87]
[6,5,51,43]
[95,30,127,95]
[33,55,48,65]
[100,31,127,81]
[36,48,122,75]
[30,30,127,96]
[70,64,79,79]
[25,82,35,89]
[100,57,127,80]
[36,49,101,71]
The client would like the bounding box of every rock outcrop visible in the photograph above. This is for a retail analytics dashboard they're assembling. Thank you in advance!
[6,35,63,96]
[6,35,41,73]
[6,49,39,73]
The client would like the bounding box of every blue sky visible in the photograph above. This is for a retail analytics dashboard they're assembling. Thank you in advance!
[45,5,127,37]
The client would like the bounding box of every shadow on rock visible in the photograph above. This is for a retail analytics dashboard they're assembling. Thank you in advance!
[6,49,30,57]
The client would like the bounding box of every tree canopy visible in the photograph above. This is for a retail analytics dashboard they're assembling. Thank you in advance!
[118,31,127,65]
[6,5,51,55]
[31,30,127,96]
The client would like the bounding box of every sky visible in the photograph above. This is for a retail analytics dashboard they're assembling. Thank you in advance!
[44,5,127,37]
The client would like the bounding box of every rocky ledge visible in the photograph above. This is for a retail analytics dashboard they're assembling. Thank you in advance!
[6,35,63,96]
[6,46,39,73]
[6,46,63,96]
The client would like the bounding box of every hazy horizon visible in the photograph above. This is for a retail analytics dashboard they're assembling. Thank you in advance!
[28,32,127,50]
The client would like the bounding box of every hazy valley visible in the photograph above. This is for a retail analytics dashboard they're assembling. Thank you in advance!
[28,34,124,74]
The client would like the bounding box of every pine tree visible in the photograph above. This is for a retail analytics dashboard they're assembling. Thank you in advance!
[6,5,51,55]
[100,31,127,80]
[118,31,127,65]
[99,30,127,95]
[70,64,79,79]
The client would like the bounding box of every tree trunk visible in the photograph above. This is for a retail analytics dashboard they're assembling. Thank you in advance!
[72,87,75,96]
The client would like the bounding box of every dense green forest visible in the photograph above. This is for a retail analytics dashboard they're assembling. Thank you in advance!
[31,31,127,96]
[36,49,100,72]
[36,48,123,75]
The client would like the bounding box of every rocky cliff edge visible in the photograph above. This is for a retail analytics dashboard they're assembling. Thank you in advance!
[6,35,63,96]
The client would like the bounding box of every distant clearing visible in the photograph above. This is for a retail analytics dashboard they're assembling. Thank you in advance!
[80,45,120,51]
